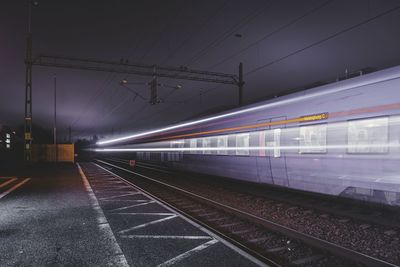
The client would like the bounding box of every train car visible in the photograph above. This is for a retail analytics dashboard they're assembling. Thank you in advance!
[96,65,400,206]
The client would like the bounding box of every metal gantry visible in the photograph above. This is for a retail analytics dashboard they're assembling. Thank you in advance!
[31,55,242,85]
[25,55,244,161]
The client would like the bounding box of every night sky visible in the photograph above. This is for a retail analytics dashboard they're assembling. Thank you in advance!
[1,0,400,142]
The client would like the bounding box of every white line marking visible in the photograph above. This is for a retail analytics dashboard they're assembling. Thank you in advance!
[90,181,125,184]
[0,177,18,188]
[100,199,145,202]
[99,192,141,200]
[113,212,176,216]
[95,190,136,194]
[0,178,30,200]
[95,186,132,190]
[95,161,268,267]
[118,214,177,234]
[92,185,126,189]
[110,199,149,203]
[120,235,212,240]
[110,201,156,211]
[77,163,129,267]
[156,239,219,267]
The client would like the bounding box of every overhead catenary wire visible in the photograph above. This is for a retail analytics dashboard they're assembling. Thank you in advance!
[125,4,400,131]
[191,4,400,101]
[184,1,274,67]
[70,10,146,130]
[78,89,135,138]
[72,4,161,137]
[67,1,233,139]
[208,0,334,70]
[132,1,335,128]
[161,0,230,65]
[245,5,400,76]
[137,0,187,63]
[70,72,117,128]
[74,2,400,139]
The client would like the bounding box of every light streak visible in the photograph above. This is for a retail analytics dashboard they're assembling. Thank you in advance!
[97,68,400,146]
[95,143,399,152]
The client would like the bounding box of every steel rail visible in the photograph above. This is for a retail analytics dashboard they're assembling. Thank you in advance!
[91,161,276,267]
[96,159,398,267]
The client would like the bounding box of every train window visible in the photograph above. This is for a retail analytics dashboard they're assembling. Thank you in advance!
[299,124,327,153]
[273,129,281,157]
[197,139,203,154]
[266,129,281,157]
[174,140,184,149]
[175,140,184,161]
[347,117,388,153]
[189,138,197,154]
[202,137,212,154]
[236,133,249,155]
[210,137,218,154]
[217,135,228,155]
[258,131,266,157]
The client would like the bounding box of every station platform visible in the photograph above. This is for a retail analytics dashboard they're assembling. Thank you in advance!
[0,162,264,266]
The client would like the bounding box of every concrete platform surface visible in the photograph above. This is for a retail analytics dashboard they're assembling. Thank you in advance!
[0,163,265,266]
[0,163,127,266]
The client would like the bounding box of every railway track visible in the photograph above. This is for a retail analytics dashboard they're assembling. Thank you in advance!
[94,159,398,267]
[104,157,400,230]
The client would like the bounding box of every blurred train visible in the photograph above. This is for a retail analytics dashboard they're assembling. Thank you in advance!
[96,65,400,206]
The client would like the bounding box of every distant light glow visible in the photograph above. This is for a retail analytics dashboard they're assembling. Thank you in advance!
[97,72,400,146]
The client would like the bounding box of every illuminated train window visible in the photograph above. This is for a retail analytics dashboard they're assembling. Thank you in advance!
[217,135,228,155]
[197,139,203,154]
[169,140,184,161]
[347,117,389,154]
[265,129,281,158]
[210,137,218,154]
[202,137,212,154]
[236,133,250,156]
[189,138,197,154]
[299,124,327,153]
